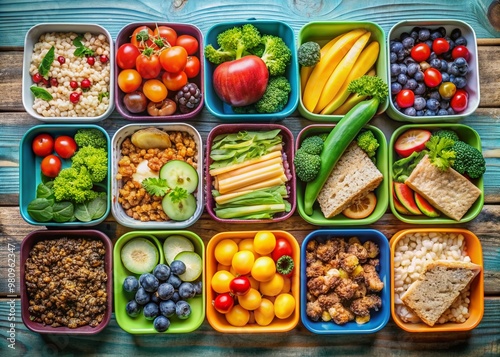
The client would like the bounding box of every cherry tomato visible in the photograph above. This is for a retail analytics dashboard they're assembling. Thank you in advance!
[152,25,177,49]
[211,270,235,294]
[54,135,77,159]
[231,250,255,276]
[251,256,276,282]
[176,34,199,55]
[438,81,457,99]
[452,45,470,62]
[254,298,274,326]
[451,89,468,112]
[424,67,442,88]
[117,69,142,93]
[142,79,168,102]
[432,38,450,55]
[238,238,259,257]
[130,26,154,50]
[213,292,234,314]
[32,133,54,157]
[271,238,293,262]
[274,293,295,319]
[253,231,276,255]
[161,70,188,91]
[184,56,201,78]
[225,305,250,327]
[214,239,238,266]
[259,273,284,297]
[229,276,251,296]
[237,288,262,310]
[116,43,141,69]
[159,46,188,73]
[136,53,162,79]
[41,154,62,178]
[395,89,415,108]
[411,43,431,62]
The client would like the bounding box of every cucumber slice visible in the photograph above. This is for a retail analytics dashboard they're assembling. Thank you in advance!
[121,238,159,274]
[163,235,194,266]
[175,251,202,282]
[161,191,197,221]
[159,160,199,193]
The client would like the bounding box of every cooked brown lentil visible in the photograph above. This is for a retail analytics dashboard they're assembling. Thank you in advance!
[24,237,108,328]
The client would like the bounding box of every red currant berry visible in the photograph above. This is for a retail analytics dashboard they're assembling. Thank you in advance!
[99,55,109,63]
[32,73,42,83]
[57,56,66,64]
[50,78,59,87]
[69,92,81,104]
[42,77,50,86]
[87,57,95,66]
[70,81,78,89]
[81,78,91,89]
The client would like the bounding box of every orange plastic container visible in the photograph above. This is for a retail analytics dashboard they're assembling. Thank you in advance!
[206,230,300,333]
[390,228,484,332]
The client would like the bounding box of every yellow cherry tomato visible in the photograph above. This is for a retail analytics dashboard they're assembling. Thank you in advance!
[217,263,231,272]
[259,273,284,297]
[237,287,262,311]
[254,298,275,326]
[274,293,295,319]
[211,270,235,294]
[248,276,260,291]
[238,238,259,257]
[214,239,239,266]
[225,305,250,327]
[280,276,291,294]
[251,256,276,282]
[253,231,276,255]
[142,79,168,102]
[231,250,255,276]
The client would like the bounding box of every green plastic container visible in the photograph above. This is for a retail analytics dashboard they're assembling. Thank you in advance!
[389,123,484,224]
[297,21,389,122]
[113,230,205,334]
[295,124,389,226]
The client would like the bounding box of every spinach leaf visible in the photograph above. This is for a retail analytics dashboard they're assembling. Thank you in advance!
[36,182,53,199]
[27,198,53,222]
[30,86,53,101]
[38,46,55,77]
[74,202,92,222]
[88,194,107,219]
[52,201,74,222]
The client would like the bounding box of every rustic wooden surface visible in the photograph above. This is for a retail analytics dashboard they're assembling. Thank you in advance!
[0,1,499,356]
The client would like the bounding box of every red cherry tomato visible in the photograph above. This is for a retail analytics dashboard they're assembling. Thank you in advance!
[424,68,442,88]
[213,292,234,314]
[161,70,188,91]
[116,43,141,69]
[271,238,293,262]
[159,46,188,73]
[130,26,154,50]
[410,43,431,62]
[54,135,77,159]
[229,276,251,296]
[176,34,199,55]
[451,89,469,112]
[432,38,450,55]
[41,154,62,178]
[395,89,415,108]
[136,52,162,79]
[32,133,54,157]
[152,25,177,49]
[452,45,470,62]
[184,56,201,78]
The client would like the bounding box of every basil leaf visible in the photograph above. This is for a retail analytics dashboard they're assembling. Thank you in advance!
[73,36,94,57]
[73,36,84,47]
[38,46,55,77]
[98,92,109,102]
[27,198,53,222]
[53,201,74,222]
[30,86,53,101]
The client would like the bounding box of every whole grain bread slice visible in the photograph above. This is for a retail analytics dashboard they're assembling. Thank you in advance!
[317,142,383,218]
[401,260,481,327]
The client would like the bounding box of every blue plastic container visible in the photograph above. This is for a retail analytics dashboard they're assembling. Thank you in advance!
[204,20,299,121]
[19,124,111,227]
[300,229,391,334]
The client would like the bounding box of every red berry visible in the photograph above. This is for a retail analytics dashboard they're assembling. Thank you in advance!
[42,77,49,86]
[32,73,42,83]
[100,55,109,63]
[70,92,81,104]
[57,56,66,64]
[70,81,78,89]
[87,57,95,66]
[81,78,91,89]
[50,78,59,87]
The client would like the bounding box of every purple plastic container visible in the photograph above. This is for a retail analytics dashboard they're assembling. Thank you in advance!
[20,229,113,334]
[205,123,296,223]
[115,22,204,120]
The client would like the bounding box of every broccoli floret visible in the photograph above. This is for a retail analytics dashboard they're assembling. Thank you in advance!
[356,130,379,159]
[74,128,107,149]
[294,148,321,182]
[318,132,329,142]
[298,41,321,67]
[300,135,324,155]
[53,166,98,204]
[259,35,292,76]
[433,129,460,143]
[232,105,258,114]
[451,141,486,178]
[348,75,388,103]
[71,146,108,183]
[204,24,262,64]
[254,76,291,113]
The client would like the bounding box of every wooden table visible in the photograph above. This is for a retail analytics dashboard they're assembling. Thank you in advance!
[0,1,499,356]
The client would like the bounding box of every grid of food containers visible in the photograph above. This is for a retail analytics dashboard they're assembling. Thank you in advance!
[18,17,485,336]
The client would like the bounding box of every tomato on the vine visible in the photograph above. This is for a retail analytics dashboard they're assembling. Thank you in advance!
[116,43,141,69]
[54,135,77,159]
[152,25,177,49]
[117,69,142,93]
[410,43,431,62]
[184,56,201,78]
[432,38,450,55]
[130,26,154,50]
[452,45,470,62]
[395,89,415,108]
[32,133,54,157]
[213,292,234,314]
[271,238,293,262]
[41,154,62,178]
[136,52,162,79]
[229,276,251,296]
[159,46,188,73]
[176,34,198,55]
[424,67,442,88]
[451,89,468,112]
[142,79,168,102]
[161,70,188,91]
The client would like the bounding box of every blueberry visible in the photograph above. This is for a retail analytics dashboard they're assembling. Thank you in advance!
[414,71,424,82]
[135,287,151,305]
[153,264,171,281]
[450,28,462,41]
[447,107,456,115]
[153,315,171,332]
[143,302,159,320]
[402,36,415,49]
[418,28,430,41]
[414,83,427,96]
[390,63,401,76]
[425,40,433,49]
[440,100,450,109]
[193,281,202,295]
[400,32,411,41]
[171,291,181,303]
[426,98,440,111]
[447,38,456,50]
[139,273,149,286]
[410,27,420,39]
[403,56,416,66]
[167,274,182,289]
[407,63,419,77]
[390,41,403,53]
[416,110,425,116]
[430,31,442,41]
[390,52,397,63]
[455,36,467,46]
[449,74,456,83]
[391,82,402,95]
[178,282,196,300]
[437,27,447,37]
[441,72,450,82]
[170,260,186,276]
[403,79,418,90]
[140,273,159,293]
[425,109,437,116]
[123,276,139,293]
[454,76,467,89]
[437,109,449,116]
[454,57,467,68]
[175,300,191,320]
[414,97,427,110]
[392,100,401,111]
[404,107,416,116]
[159,299,176,317]
[151,293,160,304]
[429,91,441,101]
[399,63,408,74]
[440,60,449,73]
[157,283,175,301]
[397,73,408,85]
[126,300,141,317]
[429,58,442,69]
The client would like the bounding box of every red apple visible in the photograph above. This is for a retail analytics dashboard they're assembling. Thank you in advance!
[212,55,269,107]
